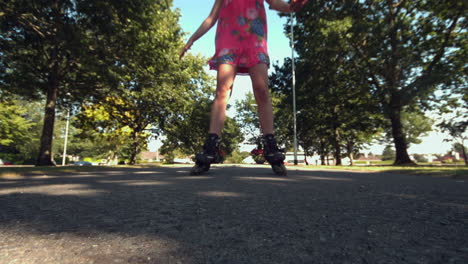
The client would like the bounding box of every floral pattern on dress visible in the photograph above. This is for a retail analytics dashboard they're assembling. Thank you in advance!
[257,52,269,65]
[218,53,236,64]
[238,16,247,26]
[248,18,265,38]
[209,0,269,75]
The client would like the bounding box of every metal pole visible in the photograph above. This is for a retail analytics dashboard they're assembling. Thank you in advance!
[290,13,298,165]
[62,107,70,166]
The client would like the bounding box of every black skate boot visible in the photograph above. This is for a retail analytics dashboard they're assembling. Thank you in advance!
[262,134,287,176]
[190,133,222,175]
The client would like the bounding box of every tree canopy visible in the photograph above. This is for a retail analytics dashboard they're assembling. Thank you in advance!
[1,0,194,165]
[269,0,466,165]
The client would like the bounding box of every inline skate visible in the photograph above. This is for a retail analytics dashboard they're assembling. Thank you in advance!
[262,134,287,176]
[190,133,222,175]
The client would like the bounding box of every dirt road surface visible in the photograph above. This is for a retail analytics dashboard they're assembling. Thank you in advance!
[1,165,467,263]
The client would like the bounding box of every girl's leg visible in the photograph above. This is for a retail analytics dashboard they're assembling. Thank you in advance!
[249,64,286,176]
[209,64,237,136]
[249,63,274,135]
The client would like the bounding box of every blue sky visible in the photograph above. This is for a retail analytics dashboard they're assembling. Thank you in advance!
[160,0,453,155]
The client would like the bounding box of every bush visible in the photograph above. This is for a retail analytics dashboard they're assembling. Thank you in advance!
[413,154,428,163]
[381,145,396,161]
[225,150,245,164]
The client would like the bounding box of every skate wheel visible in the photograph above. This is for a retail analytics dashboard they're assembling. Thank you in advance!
[272,163,287,176]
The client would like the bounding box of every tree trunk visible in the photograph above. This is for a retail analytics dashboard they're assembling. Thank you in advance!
[36,64,59,166]
[129,131,139,165]
[389,107,414,165]
[462,142,467,165]
[333,128,342,166]
[36,3,61,166]
[346,141,354,166]
[320,154,325,165]
[348,153,354,166]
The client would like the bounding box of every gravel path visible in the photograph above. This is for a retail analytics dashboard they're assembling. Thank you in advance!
[1,165,467,264]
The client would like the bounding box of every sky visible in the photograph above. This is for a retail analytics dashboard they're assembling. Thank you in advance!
[149,0,455,155]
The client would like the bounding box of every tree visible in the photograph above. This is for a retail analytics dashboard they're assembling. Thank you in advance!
[382,145,396,161]
[74,97,148,164]
[0,0,180,165]
[437,80,467,165]
[271,10,383,166]
[235,92,262,148]
[0,96,33,163]
[225,150,249,164]
[439,120,467,165]
[1,0,83,165]
[280,0,466,165]
[82,1,193,164]
[161,84,245,160]
[413,153,428,163]
[347,0,466,164]
[379,109,434,149]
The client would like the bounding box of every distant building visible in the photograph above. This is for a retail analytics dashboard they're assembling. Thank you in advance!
[355,153,382,165]
[424,154,436,163]
[140,151,163,162]
[440,151,463,163]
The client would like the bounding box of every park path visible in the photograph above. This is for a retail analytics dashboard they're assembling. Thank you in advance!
[1,165,467,264]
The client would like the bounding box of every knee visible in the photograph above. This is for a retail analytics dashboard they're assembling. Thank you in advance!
[214,84,231,102]
[254,86,270,104]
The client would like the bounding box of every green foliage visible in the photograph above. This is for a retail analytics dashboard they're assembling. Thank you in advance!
[382,145,396,161]
[75,0,187,165]
[413,154,428,163]
[0,0,184,165]
[276,0,465,165]
[401,110,434,146]
[161,55,244,159]
[161,95,245,159]
[439,119,467,144]
[222,117,245,157]
[235,92,262,147]
[225,150,246,164]
[0,97,32,148]
[271,3,384,165]
[348,0,464,164]
[438,120,467,164]
[452,143,467,155]
[160,96,211,158]
[0,97,43,164]
[380,108,434,147]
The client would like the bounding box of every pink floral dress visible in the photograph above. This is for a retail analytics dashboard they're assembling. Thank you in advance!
[208,0,269,75]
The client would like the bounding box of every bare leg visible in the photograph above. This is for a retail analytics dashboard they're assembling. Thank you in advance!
[249,64,274,135]
[209,64,237,136]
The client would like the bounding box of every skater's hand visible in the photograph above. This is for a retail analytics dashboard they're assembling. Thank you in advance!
[290,0,308,12]
[179,38,194,59]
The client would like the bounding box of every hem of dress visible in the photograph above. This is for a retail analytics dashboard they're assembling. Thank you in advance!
[209,62,269,76]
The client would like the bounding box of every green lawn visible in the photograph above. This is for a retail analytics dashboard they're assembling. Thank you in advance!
[302,165,468,179]
[0,165,161,179]
[1,164,467,179]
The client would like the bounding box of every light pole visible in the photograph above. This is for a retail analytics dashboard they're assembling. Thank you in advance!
[62,93,71,166]
[290,13,298,165]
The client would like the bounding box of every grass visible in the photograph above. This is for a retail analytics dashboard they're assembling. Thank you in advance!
[1,163,466,179]
[0,164,162,179]
[300,165,468,179]
[354,160,394,165]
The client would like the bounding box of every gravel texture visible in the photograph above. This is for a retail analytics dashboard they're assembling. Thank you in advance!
[1,165,467,264]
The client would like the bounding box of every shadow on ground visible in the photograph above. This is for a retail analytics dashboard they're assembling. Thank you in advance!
[1,165,467,264]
